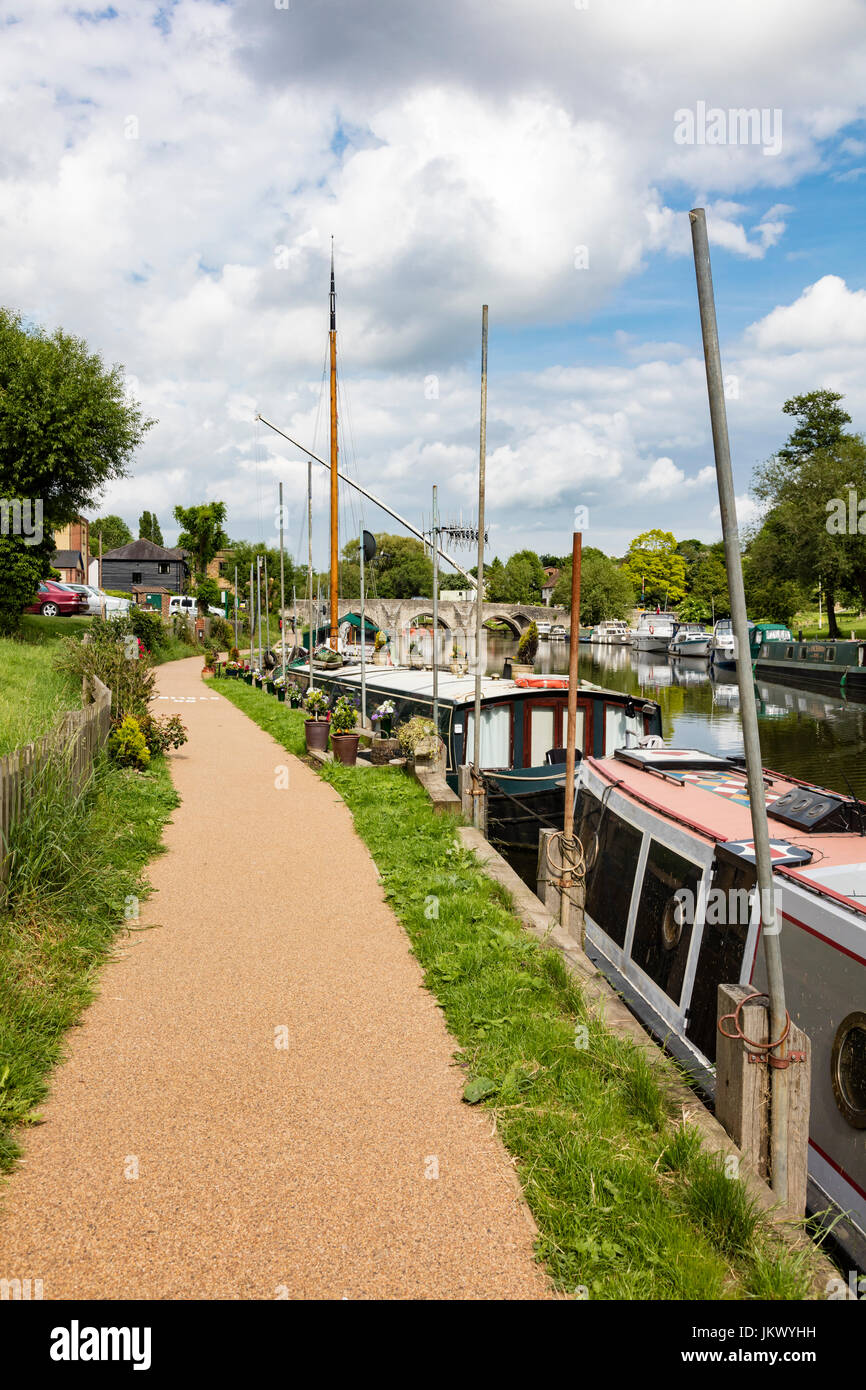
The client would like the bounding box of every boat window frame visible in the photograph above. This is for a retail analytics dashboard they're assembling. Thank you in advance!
[463,698,515,770]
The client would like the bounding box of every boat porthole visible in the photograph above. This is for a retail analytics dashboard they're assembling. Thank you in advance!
[584,830,600,874]
[831,1012,866,1129]
[660,895,684,952]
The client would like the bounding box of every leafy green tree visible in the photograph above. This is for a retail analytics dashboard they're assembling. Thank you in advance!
[690,545,730,616]
[0,308,152,532]
[752,392,865,636]
[174,502,229,575]
[552,547,635,623]
[621,530,687,606]
[89,514,133,556]
[192,575,221,614]
[345,532,432,598]
[139,510,164,545]
[676,596,711,624]
[0,534,54,634]
[486,548,545,603]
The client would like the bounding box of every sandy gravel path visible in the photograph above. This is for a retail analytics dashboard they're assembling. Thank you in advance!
[0,657,550,1300]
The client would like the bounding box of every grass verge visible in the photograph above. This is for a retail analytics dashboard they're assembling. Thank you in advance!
[0,634,80,755]
[0,754,178,1169]
[209,677,815,1301]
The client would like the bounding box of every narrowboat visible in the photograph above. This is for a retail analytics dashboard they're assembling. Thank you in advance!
[286,660,661,850]
[575,745,866,1268]
[632,611,678,652]
[749,623,866,698]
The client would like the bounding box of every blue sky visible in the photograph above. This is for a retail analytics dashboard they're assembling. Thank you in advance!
[2,0,866,569]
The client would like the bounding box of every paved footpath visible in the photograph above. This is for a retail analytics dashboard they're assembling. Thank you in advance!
[0,657,550,1299]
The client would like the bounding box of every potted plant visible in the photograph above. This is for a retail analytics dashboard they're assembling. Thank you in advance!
[396,715,440,769]
[202,642,217,677]
[373,629,389,666]
[303,687,330,753]
[513,621,539,675]
[449,644,466,675]
[273,673,287,702]
[330,694,361,765]
[370,699,399,764]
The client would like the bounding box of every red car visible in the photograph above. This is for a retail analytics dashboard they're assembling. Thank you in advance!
[25,581,86,618]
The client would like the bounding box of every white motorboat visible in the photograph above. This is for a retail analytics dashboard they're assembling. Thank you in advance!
[631,610,678,652]
[668,623,710,658]
[590,619,633,644]
[708,618,745,669]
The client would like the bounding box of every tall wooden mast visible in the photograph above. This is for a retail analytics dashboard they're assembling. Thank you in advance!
[328,239,339,649]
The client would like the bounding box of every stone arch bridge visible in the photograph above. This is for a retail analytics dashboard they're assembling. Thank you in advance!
[286,598,569,639]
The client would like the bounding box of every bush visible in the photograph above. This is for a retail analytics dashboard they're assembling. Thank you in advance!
[53,630,156,722]
[396,715,437,754]
[91,608,166,654]
[137,712,188,756]
[172,614,197,647]
[108,715,151,769]
[331,693,359,733]
[517,621,539,665]
[304,688,328,717]
[208,615,233,650]
[0,533,50,636]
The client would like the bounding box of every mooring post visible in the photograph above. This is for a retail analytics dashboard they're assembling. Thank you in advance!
[690,207,794,1204]
[536,828,562,918]
[716,983,811,1214]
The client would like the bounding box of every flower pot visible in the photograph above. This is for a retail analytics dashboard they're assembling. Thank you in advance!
[244,673,253,684]
[304,718,330,753]
[202,666,214,678]
[266,680,276,694]
[277,688,286,702]
[512,662,534,676]
[254,677,262,688]
[331,731,361,765]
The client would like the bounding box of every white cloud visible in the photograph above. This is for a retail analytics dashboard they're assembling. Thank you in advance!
[747,275,866,350]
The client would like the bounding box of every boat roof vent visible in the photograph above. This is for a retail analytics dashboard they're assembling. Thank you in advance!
[614,747,739,773]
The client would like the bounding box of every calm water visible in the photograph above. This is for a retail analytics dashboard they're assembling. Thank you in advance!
[484,634,866,799]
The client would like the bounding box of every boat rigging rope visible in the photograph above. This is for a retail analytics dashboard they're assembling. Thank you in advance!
[543,829,587,909]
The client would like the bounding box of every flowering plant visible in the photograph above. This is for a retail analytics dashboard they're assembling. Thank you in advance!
[272,673,286,688]
[331,693,359,733]
[304,687,328,718]
[371,699,395,736]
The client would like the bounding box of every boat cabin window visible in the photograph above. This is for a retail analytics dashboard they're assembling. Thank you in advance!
[786,645,794,658]
[826,648,836,663]
[685,857,755,1063]
[604,704,643,753]
[630,839,702,1005]
[577,790,642,948]
[464,704,512,768]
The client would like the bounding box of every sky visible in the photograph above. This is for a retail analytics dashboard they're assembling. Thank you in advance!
[3,0,866,575]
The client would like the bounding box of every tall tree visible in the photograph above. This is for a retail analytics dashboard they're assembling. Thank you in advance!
[89,514,134,556]
[621,530,687,606]
[139,510,164,545]
[552,547,634,623]
[486,549,545,603]
[174,502,229,576]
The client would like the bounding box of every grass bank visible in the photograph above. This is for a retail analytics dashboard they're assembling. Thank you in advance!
[209,677,814,1300]
[0,633,81,755]
[0,755,178,1169]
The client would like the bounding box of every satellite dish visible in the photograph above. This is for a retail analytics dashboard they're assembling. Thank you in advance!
[362,530,377,563]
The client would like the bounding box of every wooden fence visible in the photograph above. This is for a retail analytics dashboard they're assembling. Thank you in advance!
[0,675,112,888]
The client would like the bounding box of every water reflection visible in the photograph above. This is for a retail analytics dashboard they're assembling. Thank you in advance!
[483,633,866,799]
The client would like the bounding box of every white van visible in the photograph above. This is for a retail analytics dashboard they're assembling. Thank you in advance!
[169,595,225,618]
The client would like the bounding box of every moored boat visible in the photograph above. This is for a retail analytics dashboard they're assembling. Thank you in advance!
[631,610,678,652]
[668,623,710,658]
[749,623,866,697]
[590,619,633,644]
[575,744,866,1267]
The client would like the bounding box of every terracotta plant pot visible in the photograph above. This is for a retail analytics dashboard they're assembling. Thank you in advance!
[304,718,330,753]
[331,731,360,765]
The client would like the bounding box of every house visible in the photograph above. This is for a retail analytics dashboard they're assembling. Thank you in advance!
[99,538,189,595]
[541,567,560,606]
[51,516,90,583]
[207,549,236,596]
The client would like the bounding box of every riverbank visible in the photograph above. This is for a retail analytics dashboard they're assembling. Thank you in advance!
[209,678,818,1299]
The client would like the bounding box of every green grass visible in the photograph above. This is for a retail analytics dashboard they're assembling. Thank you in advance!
[209,678,815,1300]
[0,633,81,755]
[795,607,866,640]
[0,754,178,1169]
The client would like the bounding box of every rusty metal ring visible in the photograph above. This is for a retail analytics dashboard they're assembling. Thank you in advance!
[717,991,791,1053]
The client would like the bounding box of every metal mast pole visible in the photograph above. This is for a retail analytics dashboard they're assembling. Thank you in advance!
[256,554,264,674]
[233,565,238,654]
[472,305,488,828]
[263,551,270,658]
[249,562,254,666]
[307,459,314,691]
[561,529,583,942]
[279,481,287,674]
[329,240,339,650]
[360,526,367,728]
[690,206,789,1203]
[432,484,439,733]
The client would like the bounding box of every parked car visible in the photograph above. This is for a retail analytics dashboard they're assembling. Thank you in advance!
[58,583,132,616]
[24,581,86,618]
[169,594,224,618]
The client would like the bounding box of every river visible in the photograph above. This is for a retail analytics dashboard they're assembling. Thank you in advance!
[483,632,866,800]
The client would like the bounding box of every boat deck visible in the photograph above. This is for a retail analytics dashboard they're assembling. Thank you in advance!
[588,752,866,903]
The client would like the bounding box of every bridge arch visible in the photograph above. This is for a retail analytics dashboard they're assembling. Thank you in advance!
[406,611,453,632]
[483,612,524,638]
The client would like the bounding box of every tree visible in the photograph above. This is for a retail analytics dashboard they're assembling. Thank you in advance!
[139,510,163,545]
[690,545,730,616]
[89,514,133,556]
[621,530,687,606]
[0,534,54,635]
[552,547,634,623]
[344,532,433,598]
[0,308,152,529]
[752,392,865,637]
[192,574,221,615]
[174,502,229,575]
[486,548,545,603]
